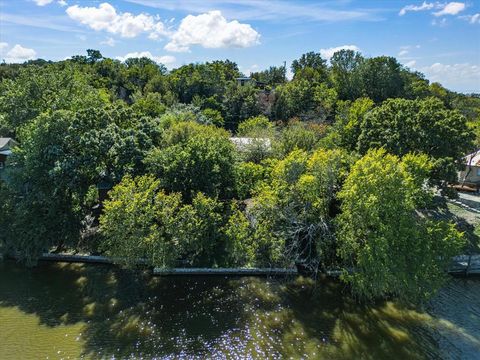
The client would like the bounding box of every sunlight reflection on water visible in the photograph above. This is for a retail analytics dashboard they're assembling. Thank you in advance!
[0,261,478,359]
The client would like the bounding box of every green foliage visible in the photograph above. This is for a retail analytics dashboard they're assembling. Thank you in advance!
[223,82,262,130]
[331,97,374,151]
[357,56,405,103]
[223,201,257,267]
[250,66,286,87]
[291,52,328,82]
[251,148,353,269]
[131,92,167,117]
[169,61,240,104]
[201,108,224,127]
[0,105,156,263]
[0,64,107,136]
[100,175,228,267]
[174,192,225,266]
[237,115,273,136]
[234,161,266,199]
[274,120,327,157]
[100,175,183,268]
[0,51,476,304]
[330,49,364,101]
[358,97,474,187]
[273,79,316,120]
[273,80,336,121]
[336,149,465,302]
[145,121,236,201]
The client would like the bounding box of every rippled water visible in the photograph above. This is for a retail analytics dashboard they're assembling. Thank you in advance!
[0,260,479,359]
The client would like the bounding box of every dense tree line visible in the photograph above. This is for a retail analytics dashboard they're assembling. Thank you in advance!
[0,49,478,303]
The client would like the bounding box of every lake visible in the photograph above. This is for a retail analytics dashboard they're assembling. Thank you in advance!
[0,260,479,359]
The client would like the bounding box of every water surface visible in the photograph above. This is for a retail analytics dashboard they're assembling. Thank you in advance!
[0,261,479,359]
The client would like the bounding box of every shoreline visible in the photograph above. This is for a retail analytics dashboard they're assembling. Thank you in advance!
[3,252,479,277]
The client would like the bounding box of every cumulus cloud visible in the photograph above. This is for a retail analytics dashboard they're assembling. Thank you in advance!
[0,42,8,51]
[164,11,260,52]
[420,62,480,92]
[116,51,175,65]
[33,0,54,5]
[319,45,360,60]
[3,44,37,63]
[433,2,465,16]
[58,0,67,6]
[66,2,168,39]
[399,1,435,16]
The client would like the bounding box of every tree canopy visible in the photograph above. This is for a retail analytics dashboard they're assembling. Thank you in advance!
[0,49,476,304]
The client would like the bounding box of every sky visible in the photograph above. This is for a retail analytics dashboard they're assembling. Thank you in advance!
[0,0,479,93]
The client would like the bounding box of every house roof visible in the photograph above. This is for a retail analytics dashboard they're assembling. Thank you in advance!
[0,138,18,152]
[464,150,480,166]
[230,137,271,151]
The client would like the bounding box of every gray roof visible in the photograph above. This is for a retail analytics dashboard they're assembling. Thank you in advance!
[0,138,18,151]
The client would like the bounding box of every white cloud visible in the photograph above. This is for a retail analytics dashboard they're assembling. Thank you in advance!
[0,42,8,51]
[33,0,54,6]
[116,51,175,65]
[101,37,116,47]
[319,45,360,60]
[66,2,168,39]
[398,44,420,58]
[126,0,380,22]
[399,2,466,17]
[420,62,480,92]
[241,64,259,76]
[165,11,260,52]
[57,0,67,6]
[433,2,465,16]
[3,44,37,63]
[399,1,435,16]
[405,60,417,68]
[460,13,480,24]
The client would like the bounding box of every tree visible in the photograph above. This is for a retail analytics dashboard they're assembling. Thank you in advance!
[336,149,464,302]
[273,79,316,120]
[237,115,274,137]
[274,120,327,157]
[0,104,157,263]
[357,56,405,102]
[291,52,328,82]
[145,122,236,201]
[100,175,228,267]
[273,80,336,122]
[234,161,266,199]
[357,97,474,187]
[222,82,262,130]
[251,66,286,87]
[86,49,103,64]
[0,64,107,136]
[100,175,183,268]
[250,148,352,270]
[332,97,374,151]
[330,49,364,100]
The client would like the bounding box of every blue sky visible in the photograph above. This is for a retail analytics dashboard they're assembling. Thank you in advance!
[0,0,479,92]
